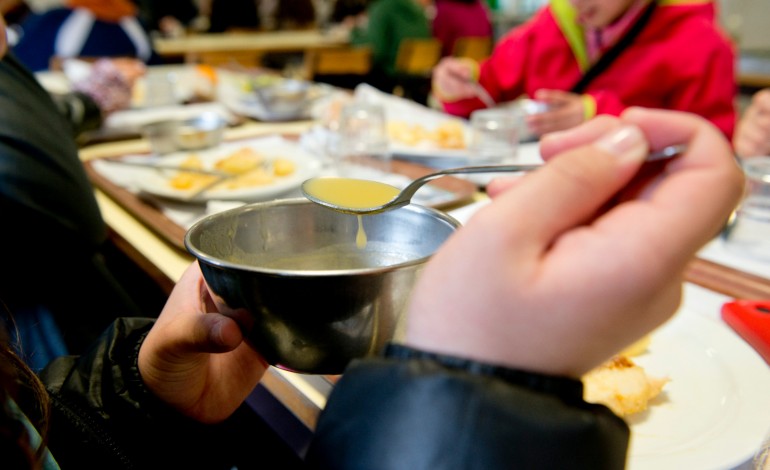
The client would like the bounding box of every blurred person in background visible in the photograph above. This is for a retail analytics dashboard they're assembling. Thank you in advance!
[329,0,369,25]
[733,88,770,158]
[432,0,492,57]
[274,0,317,29]
[0,0,30,26]
[199,0,261,33]
[432,0,736,140]
[132,0,199,37]
[349,0,433,94]
[260,0,317,72]
[11,0,161,72]
[0,9,162,370]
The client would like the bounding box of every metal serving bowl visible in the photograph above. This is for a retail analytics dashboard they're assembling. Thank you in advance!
[251,79,313,120]
[185,198,460,374]
[142,112,227,154]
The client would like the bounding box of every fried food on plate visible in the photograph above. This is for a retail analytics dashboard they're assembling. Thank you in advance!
[167,147,296,192]
[387,120,466,149]
[582,355,669,417]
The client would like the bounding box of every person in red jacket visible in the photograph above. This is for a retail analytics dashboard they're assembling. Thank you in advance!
[432,0,493,57]
[432,0,737,140]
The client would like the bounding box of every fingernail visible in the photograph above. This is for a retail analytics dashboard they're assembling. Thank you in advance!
[595,125,647,163]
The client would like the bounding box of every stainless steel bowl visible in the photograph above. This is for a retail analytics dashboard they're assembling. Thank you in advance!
[142,112,227,154]
[251,79,312,120]
[185,198,460,374]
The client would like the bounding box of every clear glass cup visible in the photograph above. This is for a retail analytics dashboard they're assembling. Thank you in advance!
[723,157,770,261]
[141,70,179,107]
[335,102,391,178]
[469,108,522,165]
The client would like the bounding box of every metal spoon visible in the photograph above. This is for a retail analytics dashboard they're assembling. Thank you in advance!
[470,81,496,108]
[302,144,686,215]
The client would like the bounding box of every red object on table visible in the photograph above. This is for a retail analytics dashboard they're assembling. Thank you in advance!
[721,300,770,366]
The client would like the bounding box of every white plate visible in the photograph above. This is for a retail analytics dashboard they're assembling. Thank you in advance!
[224,95,312,122]
[93,136,322,203]
[627,309,770,470]
[390,142,475,168]
[351,85,543,171]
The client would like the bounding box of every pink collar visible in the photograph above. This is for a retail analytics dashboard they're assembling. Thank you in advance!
[585,0,649,62]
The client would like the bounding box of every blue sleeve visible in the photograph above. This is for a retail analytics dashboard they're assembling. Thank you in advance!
[12,9,70,72]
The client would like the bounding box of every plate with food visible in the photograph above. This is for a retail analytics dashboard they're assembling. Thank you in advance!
[584,307,770,470]
[346,84,474,167]
[386,118,474,164]
[92,136,322,203]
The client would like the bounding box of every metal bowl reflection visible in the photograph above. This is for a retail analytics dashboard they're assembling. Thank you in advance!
[251,79,312,120]
[142,112,226,154]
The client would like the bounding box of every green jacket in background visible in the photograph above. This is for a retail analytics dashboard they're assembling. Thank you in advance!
[350,0,431,76]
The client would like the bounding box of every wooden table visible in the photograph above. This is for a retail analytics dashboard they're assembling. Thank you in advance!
[153,29,350,69]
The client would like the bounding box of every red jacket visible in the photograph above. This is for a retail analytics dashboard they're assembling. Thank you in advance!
[442,0,737,139]
[432,0,493,57]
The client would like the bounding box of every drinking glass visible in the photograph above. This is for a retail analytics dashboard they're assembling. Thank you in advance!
[468,107,523,165]
[334,102,391,178]
[723,157,770,261]
[142,70,178,107]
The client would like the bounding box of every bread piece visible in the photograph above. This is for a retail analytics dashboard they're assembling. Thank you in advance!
[582,355,669,417]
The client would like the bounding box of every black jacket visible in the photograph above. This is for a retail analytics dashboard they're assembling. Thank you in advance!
[0,53,142,358]
[41,317,304,469]
[40,318,629,469]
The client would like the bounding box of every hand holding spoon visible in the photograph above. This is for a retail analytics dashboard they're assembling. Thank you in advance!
[302,144,686,215]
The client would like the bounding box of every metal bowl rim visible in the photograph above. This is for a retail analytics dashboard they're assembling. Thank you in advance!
[184,198,460,277]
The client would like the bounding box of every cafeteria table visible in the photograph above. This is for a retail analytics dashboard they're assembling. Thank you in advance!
[152,29,350,71]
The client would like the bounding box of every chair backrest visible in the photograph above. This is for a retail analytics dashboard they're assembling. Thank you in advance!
[394,38,442,75]
[452,36,492,62]
[309,46,372,76]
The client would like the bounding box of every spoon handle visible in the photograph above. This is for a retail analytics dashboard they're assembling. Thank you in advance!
[398,144,687,203]
[398,164,538,202]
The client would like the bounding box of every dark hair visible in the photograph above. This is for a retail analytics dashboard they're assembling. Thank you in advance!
[0,312,50,469]
[275,0,317,29]
[331,0,370,22]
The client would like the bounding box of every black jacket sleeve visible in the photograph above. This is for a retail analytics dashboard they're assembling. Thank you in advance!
[49,90,104,137]
[38,318,628,470]
[40,318,304,470]
[306,344,630,470]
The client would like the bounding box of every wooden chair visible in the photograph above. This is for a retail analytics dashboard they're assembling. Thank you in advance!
[394,38,442,76]
[192,50,265,68]
[452,36,492,62]
[392,38,442,104]
[304,46,372,89]
[307,46,372,76]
